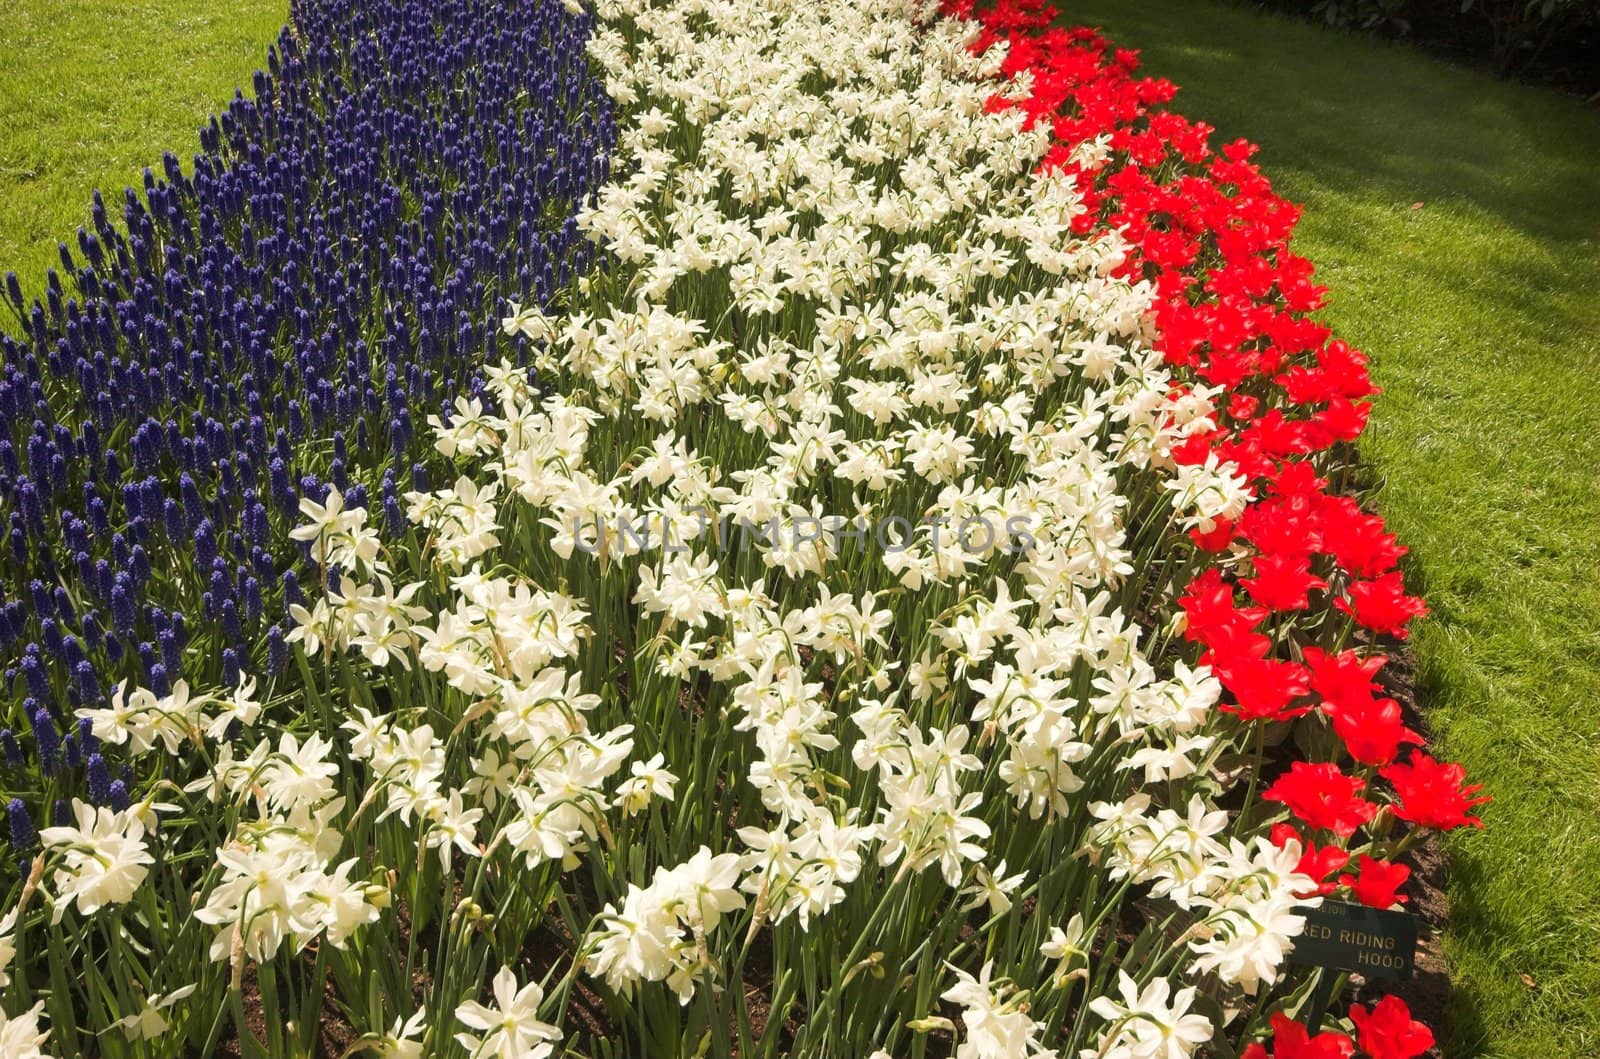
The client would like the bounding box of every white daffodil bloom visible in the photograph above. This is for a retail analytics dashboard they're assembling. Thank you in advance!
[942,961,1058,1059]
[112,985,196,1041]
[0,1002,49,1059]
[1085,972,1213,1059]
[0,908,18,989]
[39,801,155,922]
[454,967,561,1059]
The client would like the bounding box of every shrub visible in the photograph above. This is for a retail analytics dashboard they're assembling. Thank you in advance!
[1253,0,1599,78]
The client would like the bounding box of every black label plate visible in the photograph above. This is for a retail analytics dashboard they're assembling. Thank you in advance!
[1288,899,1417,980]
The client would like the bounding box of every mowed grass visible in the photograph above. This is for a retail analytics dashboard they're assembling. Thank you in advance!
[1062,2,1600,1055]
[0,0,286,301]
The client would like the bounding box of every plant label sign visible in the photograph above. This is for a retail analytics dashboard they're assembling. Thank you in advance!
[1289,900,1417,980]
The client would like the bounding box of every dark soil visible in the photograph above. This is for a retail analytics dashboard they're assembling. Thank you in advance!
[1349,644,1449,1056]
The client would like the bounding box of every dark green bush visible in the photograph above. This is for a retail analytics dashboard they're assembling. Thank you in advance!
[1455,0,1597,72]
[1307,0,1411,33]
[1257,0,1599,81]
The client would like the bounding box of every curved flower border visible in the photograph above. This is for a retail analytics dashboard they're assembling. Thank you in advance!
[944,0,1485,1050]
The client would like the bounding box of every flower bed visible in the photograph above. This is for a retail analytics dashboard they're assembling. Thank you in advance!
[0,0,1485,1055]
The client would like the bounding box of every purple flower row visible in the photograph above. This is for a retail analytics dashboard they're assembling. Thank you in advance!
[0,0,614,832]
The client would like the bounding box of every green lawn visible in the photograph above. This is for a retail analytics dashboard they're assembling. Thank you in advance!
[0,0,286,300]
[1061,2,1600,1054]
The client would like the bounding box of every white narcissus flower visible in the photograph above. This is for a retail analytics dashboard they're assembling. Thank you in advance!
[258,731,341,812]
[583,848,743,1005]
[1085,972,1213,1059]
[659,846,746,933]
[633,552,726,628]
[289,489,361,552]
[74,680,209,757]
[959,859,1027,917]
[0,907,17,988]
[285,597,340,657]
[112,985,196,1041]
[454,966,561,1059]
[75,679,153,752]
[204,673,264,741]
[1187,837,1321,995]
[288,489,387,574]
[1160,455,1254,535]
[941,961,1058,1059]
[193,797,376,965]
[1040,913,1089,985]
[430,396,501,460]
[615,752,679,817]
[584,881,681,997]
[464,747,520,812]
[374,1008,429,1059]
[305,859,381,947]
[39,801,155,922]
[1116,735,1216,786]
[1188,893,1307,996]
[0,1001,49,1058]
[425,790,485,869]
[195,843,315,963]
